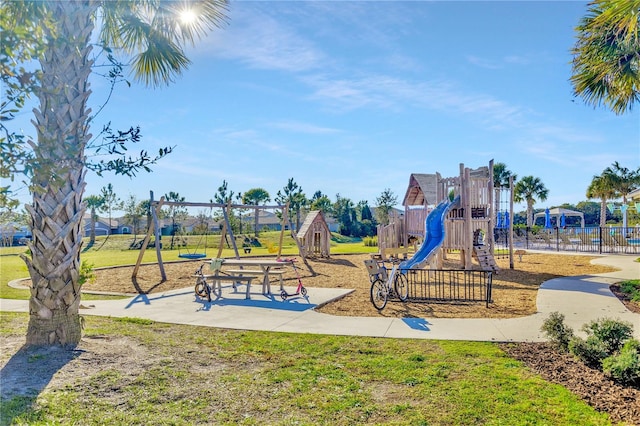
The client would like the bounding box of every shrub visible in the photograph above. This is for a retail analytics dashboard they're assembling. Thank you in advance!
[582,318,634,355]
[569,336,609,368]
[79,260,96,286]
[602,339,640,386]
[363,236,378,247]
[620,280,640,302]
[540,312,574,352]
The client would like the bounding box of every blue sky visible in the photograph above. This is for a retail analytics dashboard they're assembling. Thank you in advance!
[10,1,640,214]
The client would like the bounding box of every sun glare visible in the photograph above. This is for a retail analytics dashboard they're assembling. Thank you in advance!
[179,9,197,25]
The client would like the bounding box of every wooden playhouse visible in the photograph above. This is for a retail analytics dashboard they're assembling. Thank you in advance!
[297,210,331,258]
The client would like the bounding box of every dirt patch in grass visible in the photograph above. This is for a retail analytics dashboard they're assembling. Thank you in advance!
[85,252,619,318]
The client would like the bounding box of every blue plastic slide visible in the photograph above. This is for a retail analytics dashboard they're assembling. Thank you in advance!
[399,196,460,270]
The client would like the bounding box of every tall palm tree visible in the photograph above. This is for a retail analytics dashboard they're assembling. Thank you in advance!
[84,195,105,247]
[586,171,619,227]
[243,188,271,237]
[571,0,640,115]
[602,162,639,227]
[514,176,549,227]
[4,0,227,346]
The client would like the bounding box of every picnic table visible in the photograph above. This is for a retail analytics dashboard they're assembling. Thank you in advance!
[218,258,292,298]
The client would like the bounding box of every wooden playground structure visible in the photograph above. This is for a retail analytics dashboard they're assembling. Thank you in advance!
[132,191,314,281]
[377,161,514,271]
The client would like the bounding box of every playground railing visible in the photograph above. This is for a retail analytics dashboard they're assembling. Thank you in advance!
[401,269,493,308]
[512,226,639,254]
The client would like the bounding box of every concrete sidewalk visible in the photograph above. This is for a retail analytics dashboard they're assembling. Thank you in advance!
[1,254,638,342]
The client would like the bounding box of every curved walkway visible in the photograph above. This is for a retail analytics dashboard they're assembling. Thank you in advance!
[1,254,638,342]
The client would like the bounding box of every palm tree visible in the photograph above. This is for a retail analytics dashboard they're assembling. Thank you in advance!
[243,188,270,237]
[4,0,227,346]
[493,162,517,224]
[514,176,549,227]
[571,0,640,115]
[586,171,618,227]
[601,162,639,227]
[84,195,105,247]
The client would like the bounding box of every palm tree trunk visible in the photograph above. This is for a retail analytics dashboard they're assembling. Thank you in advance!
[22,1,96,346]
[526,201,534,227]
[89,207,96,245]
[600,199,608,228]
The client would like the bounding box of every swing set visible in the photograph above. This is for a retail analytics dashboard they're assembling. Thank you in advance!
[132,191,314,281]
[176,209,211,260]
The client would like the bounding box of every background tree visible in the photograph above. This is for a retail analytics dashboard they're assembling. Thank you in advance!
[604,161,640,228]
[575,200,603,226]
[333,194,356,236]
[122,194,146,246]
[2,0,228,346]
[98,183,123,246]
[243,187,270,237]
[164,192,187,251]
[84,194,105,247]
[357,200,376,237]
[275,178,307,231]
[514,176,549,227]
[213,180,240,233]
[375,188,398,226]
[309,191,333,214]
[571,0,640,115]
[587,169,620,227]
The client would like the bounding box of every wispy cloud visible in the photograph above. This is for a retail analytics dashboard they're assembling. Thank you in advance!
[268,120,342,134]
[200,6,325,73]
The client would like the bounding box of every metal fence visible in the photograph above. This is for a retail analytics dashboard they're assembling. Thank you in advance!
[512,227,639,254]
[400,269,493,307]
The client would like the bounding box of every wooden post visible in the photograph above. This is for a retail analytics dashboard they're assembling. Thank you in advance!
[151,194,167,281]
[132,192,165,280]
[488,159,495,256]
[216,215,227,259]
[462,164,473,270]
[224,201,240,259]
[277,202,289,259]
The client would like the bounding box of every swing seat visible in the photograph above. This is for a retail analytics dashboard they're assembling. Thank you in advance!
[179,253,207,260]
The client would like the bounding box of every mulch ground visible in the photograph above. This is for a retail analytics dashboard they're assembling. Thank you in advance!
[86,252,620,318]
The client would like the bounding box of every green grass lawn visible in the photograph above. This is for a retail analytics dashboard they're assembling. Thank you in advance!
[0,312,614,426]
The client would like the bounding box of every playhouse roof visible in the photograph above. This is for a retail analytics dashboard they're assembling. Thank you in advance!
[402,173,438,207]
[297,210,331,239]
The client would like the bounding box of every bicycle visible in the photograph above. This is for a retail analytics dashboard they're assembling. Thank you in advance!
[194,263,212,302]
[364,257,409,310]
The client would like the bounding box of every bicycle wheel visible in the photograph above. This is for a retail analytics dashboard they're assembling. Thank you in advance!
[394,272,408,301]
[194,278,208,298]
[370,279,387,311]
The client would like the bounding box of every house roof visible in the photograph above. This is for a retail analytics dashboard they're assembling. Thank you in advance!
[402,173,438,207]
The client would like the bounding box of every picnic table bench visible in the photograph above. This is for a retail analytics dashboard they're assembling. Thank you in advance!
[196,273,256,299]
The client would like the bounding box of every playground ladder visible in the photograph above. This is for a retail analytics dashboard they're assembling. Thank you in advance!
[472,246,500,272]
